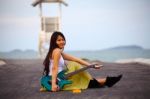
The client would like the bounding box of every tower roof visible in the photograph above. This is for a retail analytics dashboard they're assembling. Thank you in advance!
[32,0,68,7]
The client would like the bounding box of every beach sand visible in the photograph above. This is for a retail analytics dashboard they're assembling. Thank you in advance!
[0,59,150,99]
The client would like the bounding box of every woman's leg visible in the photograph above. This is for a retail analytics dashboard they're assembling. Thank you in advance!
[95,74,123,87]
[95,78,107,86]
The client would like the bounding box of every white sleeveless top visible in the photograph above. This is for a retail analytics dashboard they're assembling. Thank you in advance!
[49,55,65,75]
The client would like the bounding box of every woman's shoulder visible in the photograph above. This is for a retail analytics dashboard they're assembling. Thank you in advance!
[52,48,62,55]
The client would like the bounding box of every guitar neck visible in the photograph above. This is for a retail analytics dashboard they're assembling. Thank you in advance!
[64,65,94,79]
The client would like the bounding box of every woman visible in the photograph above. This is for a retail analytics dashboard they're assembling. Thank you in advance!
[43,31,122,92]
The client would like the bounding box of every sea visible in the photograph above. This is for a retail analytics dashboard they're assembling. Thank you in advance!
[66,49,150,62]
[0,46,150,63]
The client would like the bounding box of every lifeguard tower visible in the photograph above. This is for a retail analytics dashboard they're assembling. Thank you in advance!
[32,0,68,58]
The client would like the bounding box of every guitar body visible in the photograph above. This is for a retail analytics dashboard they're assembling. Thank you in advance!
[41,70,72,91]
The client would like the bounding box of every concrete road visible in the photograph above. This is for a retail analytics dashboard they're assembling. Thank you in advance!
[0,59,150,99]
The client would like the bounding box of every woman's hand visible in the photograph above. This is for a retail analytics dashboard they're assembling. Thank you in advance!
[93,64,103,69]
[52,83,60,92]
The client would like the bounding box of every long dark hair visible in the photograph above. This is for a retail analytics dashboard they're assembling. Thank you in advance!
[43,31,66,76]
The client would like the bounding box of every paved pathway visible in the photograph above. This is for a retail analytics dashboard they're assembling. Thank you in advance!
[0,59,150,99]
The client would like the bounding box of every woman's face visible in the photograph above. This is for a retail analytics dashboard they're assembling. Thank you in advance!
[56,35,66,49]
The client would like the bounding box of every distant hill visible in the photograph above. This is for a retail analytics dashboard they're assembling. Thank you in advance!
[0,45,150,61]
[107,45,143,50]
[0,49,39,59]
[66,45,150,62]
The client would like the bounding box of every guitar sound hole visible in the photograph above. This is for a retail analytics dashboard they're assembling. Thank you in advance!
[48,81,52,84]
[48,80,59,84]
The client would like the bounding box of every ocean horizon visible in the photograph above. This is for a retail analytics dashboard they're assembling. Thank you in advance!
[0,45,150,62]
[66,49,150,62]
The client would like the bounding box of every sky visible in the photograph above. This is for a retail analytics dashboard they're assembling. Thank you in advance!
[0,0,150,52]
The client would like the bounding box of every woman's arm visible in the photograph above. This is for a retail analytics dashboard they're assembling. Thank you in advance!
[62,52,91,66]
[51,48,61,91]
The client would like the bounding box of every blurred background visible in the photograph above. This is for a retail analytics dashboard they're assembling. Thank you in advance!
[0,0,150,62]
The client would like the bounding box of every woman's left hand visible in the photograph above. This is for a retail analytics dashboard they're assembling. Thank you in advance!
[93,64,103,69]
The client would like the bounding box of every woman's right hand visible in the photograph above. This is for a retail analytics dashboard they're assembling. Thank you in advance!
[93,64,103,69]
[52,83,59,92]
